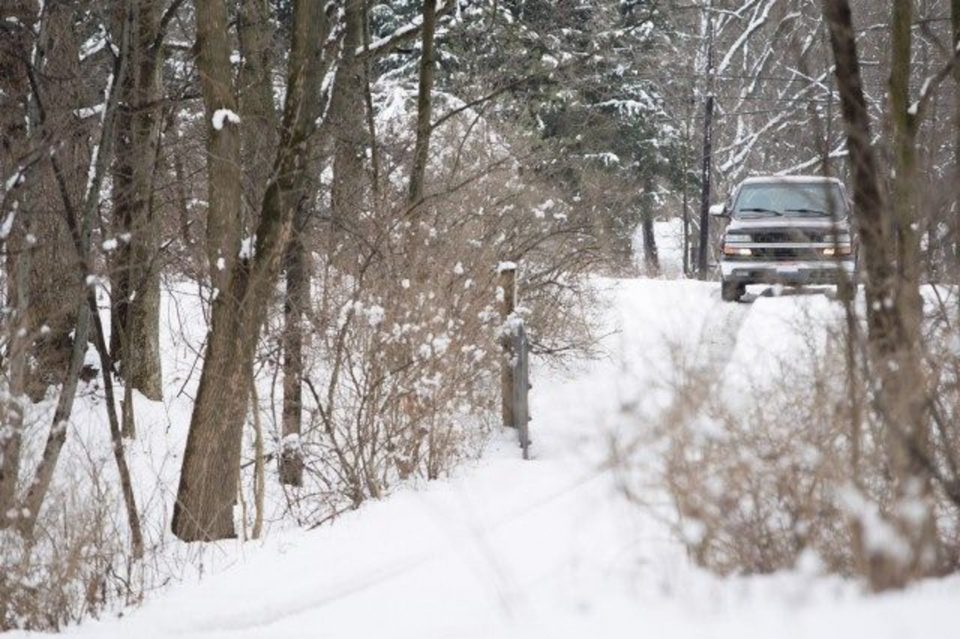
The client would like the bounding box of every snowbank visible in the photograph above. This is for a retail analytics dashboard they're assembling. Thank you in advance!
[11,280,959,639]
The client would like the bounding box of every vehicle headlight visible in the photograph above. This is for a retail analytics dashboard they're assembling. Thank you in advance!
[724,233,751,244]
[823,245,852,257]
[723,246,752,256]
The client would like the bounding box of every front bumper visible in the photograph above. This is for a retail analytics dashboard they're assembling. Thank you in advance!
[720,259,855,285]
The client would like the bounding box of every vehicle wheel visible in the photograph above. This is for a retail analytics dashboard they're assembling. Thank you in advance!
[721,280,744,302]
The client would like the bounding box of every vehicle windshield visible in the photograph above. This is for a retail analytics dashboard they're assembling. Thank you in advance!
[732,182,847,219]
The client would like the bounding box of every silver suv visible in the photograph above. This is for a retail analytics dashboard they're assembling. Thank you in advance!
[711,176,856,302]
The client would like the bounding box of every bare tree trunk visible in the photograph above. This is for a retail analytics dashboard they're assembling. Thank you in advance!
[88,295,146,558]
[251,375,265,537]
[280,204,309,486]
[276,0,324,488]
[821,0,896,346]
[171,0,246,541]
[43,90,146,557]
[329,0,366,251]
[361,0,381,200]
[197,0,243,291]
[822,0,938,591]
[401,0,442,284]
[12,0,137,545]
[110,0,164,401]
[173,0,326,541]
[822,0,896,587]
[169,123,194,251]
[28,84,146,556]
[0,219,31,526]
[408,0,438,205]
[18,0,86,398]
[640,176,659,275]
[890,0,921,315]
[17,6,132,537]
[0,0,36,527]
[173,273,258,540]
[882,0,940,586]
[238,0,279,230]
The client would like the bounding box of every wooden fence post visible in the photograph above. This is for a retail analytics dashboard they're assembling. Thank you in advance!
[498,261,517,429]
[513,323,531,459]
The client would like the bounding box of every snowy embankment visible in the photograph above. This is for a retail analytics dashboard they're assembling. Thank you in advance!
[20,280,960,639]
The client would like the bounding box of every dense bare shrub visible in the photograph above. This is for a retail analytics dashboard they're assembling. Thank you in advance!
[0,460,134,631]
[256,88,600,525]
[616,292,960,579]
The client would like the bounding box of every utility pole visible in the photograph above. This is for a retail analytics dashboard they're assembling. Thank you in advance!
[952,0,960,269]
[682,101,692,276]
[825,78,834,174]
[696,1,716,279]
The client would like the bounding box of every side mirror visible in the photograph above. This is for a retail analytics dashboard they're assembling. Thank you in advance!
[708,203,727,217]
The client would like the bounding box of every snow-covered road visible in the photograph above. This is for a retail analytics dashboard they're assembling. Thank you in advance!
[35,280,960,639]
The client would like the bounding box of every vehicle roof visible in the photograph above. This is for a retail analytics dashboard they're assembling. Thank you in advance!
[740,175,843,185]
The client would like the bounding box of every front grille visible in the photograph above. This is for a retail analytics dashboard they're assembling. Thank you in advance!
[729,268,842,285]
[749,247,821,260]
[751,230,826,243]
[751,231,790,243]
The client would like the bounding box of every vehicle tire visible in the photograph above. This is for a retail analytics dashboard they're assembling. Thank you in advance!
[836,281,856,303]
[721,280,744,302]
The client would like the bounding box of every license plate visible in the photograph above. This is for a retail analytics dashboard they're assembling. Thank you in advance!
[779,264,801,273]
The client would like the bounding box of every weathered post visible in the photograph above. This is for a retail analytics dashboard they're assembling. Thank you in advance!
[513,323,531,459]
[697,0,716,279]
[498,261,517,429]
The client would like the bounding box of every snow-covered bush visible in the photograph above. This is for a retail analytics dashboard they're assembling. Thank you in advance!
[616,291,960,580]
[249,84,599,525]
[0,458,132,631]
[654,330,856,574]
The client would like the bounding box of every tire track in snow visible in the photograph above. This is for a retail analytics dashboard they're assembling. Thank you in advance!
[643,288,752,441]
[698,292,752,381]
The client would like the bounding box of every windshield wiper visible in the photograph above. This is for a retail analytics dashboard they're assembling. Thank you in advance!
[737,207,783,216]
[785,208,829,216]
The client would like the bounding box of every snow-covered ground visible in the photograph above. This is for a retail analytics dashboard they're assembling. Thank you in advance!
[15,278,959,639]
